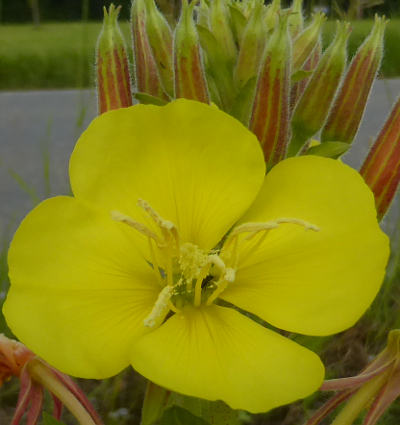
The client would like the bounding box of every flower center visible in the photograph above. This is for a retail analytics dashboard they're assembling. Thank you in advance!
[111,200,236,328]
[112,199,320,330]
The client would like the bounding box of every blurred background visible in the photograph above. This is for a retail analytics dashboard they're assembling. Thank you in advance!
[1,1,400,424]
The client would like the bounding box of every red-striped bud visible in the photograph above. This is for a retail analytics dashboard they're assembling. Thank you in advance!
[290,39,321,111]
[321,16,387,144]
[289,22,351,156]
[145,0,174,97]
[131,0,167,99]
[96,4,132,114]
[292,12,325,71]
[250,16,291,169]
[209,0,237,66]
[174,0,209,102]
[361,96,400,220]
[234,1,268,88]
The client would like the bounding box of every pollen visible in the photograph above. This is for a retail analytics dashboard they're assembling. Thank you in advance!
[179,243,208,281]
[144,285,174,328]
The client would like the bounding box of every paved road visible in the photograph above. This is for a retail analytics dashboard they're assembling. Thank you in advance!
[1,81,400,244]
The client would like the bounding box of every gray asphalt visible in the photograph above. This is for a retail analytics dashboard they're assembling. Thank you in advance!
[1,81,400,245]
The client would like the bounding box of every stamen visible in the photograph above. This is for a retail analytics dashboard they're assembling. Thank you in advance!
[111,210,163,245]
[144,286,174,328]
[226,217,319,247]
[137,199,179,248]
[273,217,320,231]
[206,267,236,306]
[208,254,227,275]
[147,238,164,286]
[194,263,211,307]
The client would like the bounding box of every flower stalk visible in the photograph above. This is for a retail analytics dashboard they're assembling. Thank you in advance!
[306,329,400,425]
[0,335,103,425]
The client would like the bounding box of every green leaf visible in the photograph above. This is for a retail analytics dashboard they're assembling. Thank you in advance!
[306,141,350,158]
[141,381,172,425]
[41,412,66,425]
[159,406,210,425]
[133,92,169,106]
[168,393,240,425]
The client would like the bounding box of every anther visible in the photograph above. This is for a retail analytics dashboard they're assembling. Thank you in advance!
[137,199,178,235]
[228,217,319,242]
[144,286,175,328]
[111,210,163,245]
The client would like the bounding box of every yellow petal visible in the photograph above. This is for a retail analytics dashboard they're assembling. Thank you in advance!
[130,305,324,413]
[4,196,160,378]
[70,99,265,250]
[221,156,389,336]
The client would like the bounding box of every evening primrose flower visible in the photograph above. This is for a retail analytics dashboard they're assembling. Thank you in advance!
[4,100,389,413]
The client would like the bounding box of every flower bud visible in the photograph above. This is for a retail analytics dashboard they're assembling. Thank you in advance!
[131,0,167,99]
[96,4,132,114]
[250,16,291,169]
[209,0,237,66]
[360,96,400,220]
[289,22,351,156]
[228,3,247,45]
[290,39,321,111]
[145,0,174,97]
[234,1,268,88]
[288,0,304,38]
[265,0,281,32]
[197,23,234,109]
[292,12,325,71]
[196,0,210,28]
[321,16,387,144]
[174,0,209,102]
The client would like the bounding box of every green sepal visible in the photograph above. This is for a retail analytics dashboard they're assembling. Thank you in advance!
[230,76,257,126]
[209,0,237,66]
[228,4,248,45]
[134,92,169,105]
[197,24,236,110]
[291,69,313,83]
[306,141,350,158]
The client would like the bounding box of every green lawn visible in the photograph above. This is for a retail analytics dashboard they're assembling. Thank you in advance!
[1,19,400,91]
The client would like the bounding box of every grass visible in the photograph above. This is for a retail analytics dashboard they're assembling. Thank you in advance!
[1,19,400,91]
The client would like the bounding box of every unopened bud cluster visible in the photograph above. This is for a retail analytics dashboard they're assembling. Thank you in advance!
[96,0,400,220]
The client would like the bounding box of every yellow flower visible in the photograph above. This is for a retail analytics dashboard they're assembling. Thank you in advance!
[3,100,389,413]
